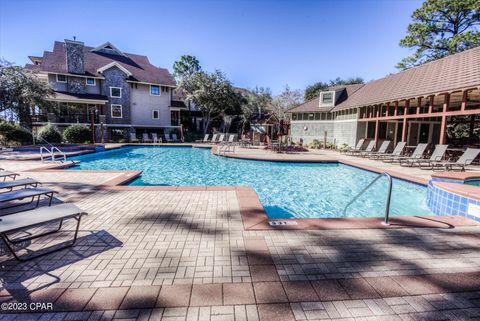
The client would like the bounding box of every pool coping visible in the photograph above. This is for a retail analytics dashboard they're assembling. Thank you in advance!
[21,146,480,230]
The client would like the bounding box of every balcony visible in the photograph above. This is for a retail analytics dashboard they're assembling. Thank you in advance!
[32,113,100,124]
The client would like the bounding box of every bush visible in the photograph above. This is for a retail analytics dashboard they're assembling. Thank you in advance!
[308,139,322,149]
[37,124,62,144]
[0,122,33,146]
[63,124,92,143]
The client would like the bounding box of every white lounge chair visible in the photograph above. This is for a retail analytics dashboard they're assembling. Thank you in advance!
[142,133,152,143]
[172,133,180,142]
[0,171,19,181]
[0,178,39,191]
[0,203,87,261]
[209,134,219,144]
[196,134,209,143]
[130,133,139,143]
[373,142,406,160]
[151,133,161,144]
[385,143,428,163]
[164,133,173,142]
[0,187,57,208]
[356,140,376,157]
[345,139,366,155]
[365,141,391,159]
[216,134,225,144]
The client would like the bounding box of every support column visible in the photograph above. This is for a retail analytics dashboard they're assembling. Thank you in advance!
[428,96,433,114]
[374,119,379,149]
[417,97,421,114]
[394,101,398,116]
[461,90,468,111]
[401,117,407,142]
[439,93,450,145]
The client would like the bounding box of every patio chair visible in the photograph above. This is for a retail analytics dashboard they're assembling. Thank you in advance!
[142,133,152,143]
[0,187,57,209]
[372,142,406,160]
[209,134,219,144]
[164,133,173,143]
[172,133,180,142]
[402,144,448,167]
[385,143,428,163]
[366,140,391,159]
[356,140,378,157]
[130,133,139,143]
[0,203,87,261]
[345,139,366,155]
[0,171,19,181]
[431,148,480,171]
[216,134,225,144]
[0,178,39,192]
[151,133,161,144]
[196,134,209,143]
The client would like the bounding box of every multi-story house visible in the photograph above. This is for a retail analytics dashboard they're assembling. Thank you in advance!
[26,39,184,142]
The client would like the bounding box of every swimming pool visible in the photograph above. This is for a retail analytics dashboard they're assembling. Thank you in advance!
[70,146,433,219]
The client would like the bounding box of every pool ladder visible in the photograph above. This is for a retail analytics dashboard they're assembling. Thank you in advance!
[343,172,392,225]
[40,146,67,162]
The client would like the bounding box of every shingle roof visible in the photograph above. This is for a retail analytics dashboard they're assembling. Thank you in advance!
[26,41,176,87]
[287,84,364,113]
[288,46,480,113]
[50,91,109,102]
[332,46,480,111]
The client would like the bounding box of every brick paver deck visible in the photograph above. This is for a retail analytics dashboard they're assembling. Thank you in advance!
[2,150,480,320]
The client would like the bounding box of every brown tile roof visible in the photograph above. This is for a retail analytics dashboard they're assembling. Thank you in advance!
[288,47,480,113]
[26,41,176,87]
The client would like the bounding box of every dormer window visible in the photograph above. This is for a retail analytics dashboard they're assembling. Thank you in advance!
[86,78,95,86]
[319,91,335,107]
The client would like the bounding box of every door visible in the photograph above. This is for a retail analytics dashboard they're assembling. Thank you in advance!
[419,123,430,143]
[408,123,419,145]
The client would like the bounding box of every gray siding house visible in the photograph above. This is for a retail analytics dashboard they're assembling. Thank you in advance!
[26,39,183,142]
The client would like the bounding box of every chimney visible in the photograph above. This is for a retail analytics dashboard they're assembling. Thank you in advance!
[65,39,85,74]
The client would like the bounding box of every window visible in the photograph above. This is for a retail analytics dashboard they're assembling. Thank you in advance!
[152,110,159,119]
[111,104,122,118]
[56,74,67,83]
[321,92,333,104]
[110,87,122,98]
[86,78,96,86]
[150,85,160,96]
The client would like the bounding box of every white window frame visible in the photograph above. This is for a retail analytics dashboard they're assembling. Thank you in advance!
[152,109,160,119]
[56,74,67,83]
[111,104,123,118]
[110,87,122,98]
[150,85,161,96]
[86,78,96,86]
[319,91,335,107]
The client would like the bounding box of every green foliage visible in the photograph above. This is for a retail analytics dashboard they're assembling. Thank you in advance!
[308,139,322,149]
[183,131,200,142]
[180,70,243,134]
[271,85,303,119]
[37,124,62,144]
[0,60,54,127]
[173,55,201,80]
[63,124,92,143]
[397,0,480,69]
[304,77,364,101]
[0,121,33,146]
[239,87,273,134]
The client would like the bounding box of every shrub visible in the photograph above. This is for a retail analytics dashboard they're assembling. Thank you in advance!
[37,124,62,144]
[0,122,33,146]
[309,139,322,149]
[63,124,92,143]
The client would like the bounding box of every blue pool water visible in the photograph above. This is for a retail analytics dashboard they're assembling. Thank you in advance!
[465,179,480,187]
[70,146,433,219]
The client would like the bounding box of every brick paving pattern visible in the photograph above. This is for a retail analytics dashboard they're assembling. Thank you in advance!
[1,157,480,320]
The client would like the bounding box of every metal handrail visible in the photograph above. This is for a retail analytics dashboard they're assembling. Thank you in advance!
[343,172,393,225]
[39,146,51,162]
[51,146,66,162]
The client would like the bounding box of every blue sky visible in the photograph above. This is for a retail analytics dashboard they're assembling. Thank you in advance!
[0,0,422,95]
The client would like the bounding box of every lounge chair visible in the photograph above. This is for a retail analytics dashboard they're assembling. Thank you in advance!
[402,144,448,167]
[0,187,57,208]
[216,134,225,144]
[224,134,235,144]
[196,134,209,143]
[384,143,428,163]
[142,133,152,143]
[0,171,19,181]
[0,203,87,261]
[372,142,406,160]
[0,178,39,192]
[130,133,139,143]
[366,140,391,159]
[431,148,480,171]
[209,134,219,144]
[345,139,366,155]
[172,133,180,142]
[356,140,377,157]
[164,133,173,143]
[151,133,161,144]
